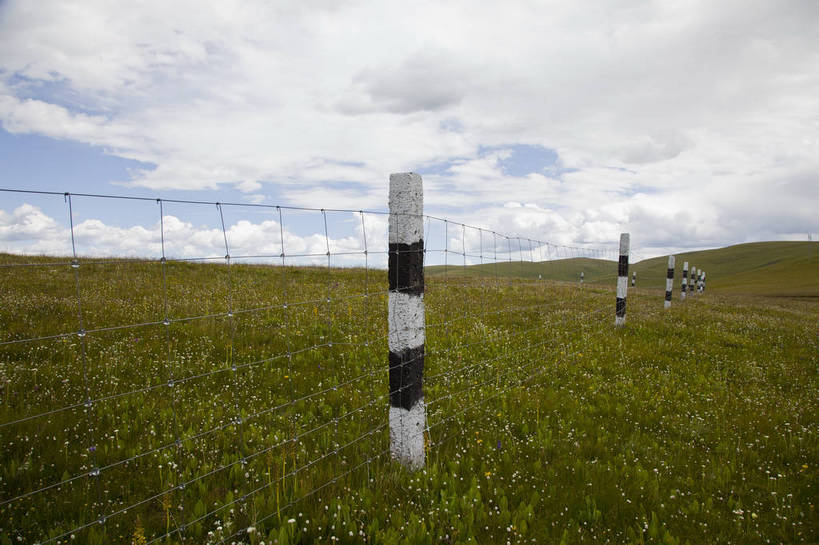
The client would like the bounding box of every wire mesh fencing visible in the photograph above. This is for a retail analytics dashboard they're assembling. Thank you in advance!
[1,188,624,544]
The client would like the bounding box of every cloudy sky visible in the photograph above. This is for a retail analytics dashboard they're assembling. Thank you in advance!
[1,0,817,263]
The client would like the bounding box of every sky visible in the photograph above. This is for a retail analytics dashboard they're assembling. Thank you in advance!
[1,0,817,265]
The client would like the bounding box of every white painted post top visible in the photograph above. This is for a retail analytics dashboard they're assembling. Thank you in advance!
[389,173,423,216]
[668,255,676,267]
[619,233,630,254]
[389,172,423,244]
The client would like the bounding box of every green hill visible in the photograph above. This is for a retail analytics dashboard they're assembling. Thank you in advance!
[426,256,618,283]
[427,241,819,298]
[631,241,818,297]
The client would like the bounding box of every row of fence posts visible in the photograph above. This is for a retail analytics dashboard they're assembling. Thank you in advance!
[677,261,706,304]
[614,242,707,327]
[613,236,707,326]
[386,173,710,468]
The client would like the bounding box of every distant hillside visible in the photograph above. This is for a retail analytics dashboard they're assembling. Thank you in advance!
[427,241,819,298]
[426,256,618,283]
[631,241,818,297]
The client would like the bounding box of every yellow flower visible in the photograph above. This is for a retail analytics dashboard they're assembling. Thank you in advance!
[484,472,491,478]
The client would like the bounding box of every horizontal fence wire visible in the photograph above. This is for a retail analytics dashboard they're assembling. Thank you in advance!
[0,188,623,544]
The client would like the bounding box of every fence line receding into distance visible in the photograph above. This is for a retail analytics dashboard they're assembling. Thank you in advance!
[0,181,704,544]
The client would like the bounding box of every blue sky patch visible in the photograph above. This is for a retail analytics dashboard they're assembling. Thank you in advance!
[0,128,154,195]
[489,144,559,177]
[6,72,107,116]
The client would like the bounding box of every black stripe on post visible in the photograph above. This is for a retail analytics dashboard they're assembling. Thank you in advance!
[618,255,628,276]
[616,297,626,317]
[388,241,424,295]
[388,347,424,410]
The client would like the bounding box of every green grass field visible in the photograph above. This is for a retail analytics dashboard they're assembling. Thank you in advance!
[0,246,817,544]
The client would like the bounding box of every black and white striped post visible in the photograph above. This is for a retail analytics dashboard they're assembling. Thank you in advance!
[388,172,426,469]
[631,271,636,287]
[580,271,584,285]
[701,271,706,293]
[681,261,688,300]
[615,233,630,327]
[664,255,675,309]
[690,266,697,296]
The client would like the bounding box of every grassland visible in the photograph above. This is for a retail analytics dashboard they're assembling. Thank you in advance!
[0,252,817,544]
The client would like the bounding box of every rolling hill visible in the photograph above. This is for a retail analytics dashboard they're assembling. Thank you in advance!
[427,241,819,297]
[426,256,618,283]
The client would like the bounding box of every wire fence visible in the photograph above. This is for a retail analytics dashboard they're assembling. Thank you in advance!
[0,187,645,544]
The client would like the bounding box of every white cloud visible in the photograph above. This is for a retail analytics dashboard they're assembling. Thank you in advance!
[0,204,66,253]
[0,204,393,267]
[0,0,817,255]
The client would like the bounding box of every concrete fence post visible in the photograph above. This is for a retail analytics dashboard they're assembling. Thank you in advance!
[690,266,697,296]
[632,271,636,287]
[681,261,688,300]
[615,233,630,327]
[664,255,675,309]
[388,172,426,469]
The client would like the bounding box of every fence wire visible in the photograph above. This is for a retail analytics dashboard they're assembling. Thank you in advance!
[0,188,623,544]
